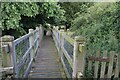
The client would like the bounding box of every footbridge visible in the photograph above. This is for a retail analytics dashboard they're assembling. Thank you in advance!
[0,25,119,79]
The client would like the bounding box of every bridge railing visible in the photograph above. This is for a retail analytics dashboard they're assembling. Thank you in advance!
[52,28,85,78]
[1,25,44,78]
[52,27,119,79]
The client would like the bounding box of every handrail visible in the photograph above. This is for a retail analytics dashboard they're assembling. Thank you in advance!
[52,28,85,78]
[14,33,32,46]
[62,33,75,46]
[52,27,119,79]
[1,25,44,78]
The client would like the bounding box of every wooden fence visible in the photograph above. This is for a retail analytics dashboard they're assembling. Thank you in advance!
[52,28,120,79]
[1,25,43,78]
[86,50,119,78]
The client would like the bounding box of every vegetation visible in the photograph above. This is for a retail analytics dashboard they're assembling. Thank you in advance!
[1,2,120,78]
[1,2,119,51]
[62,2,120,52]
[59,2,93,28]
[60,2,120,78]
[1,2,65,38]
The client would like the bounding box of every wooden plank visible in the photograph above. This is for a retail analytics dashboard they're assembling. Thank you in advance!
[114,54,119,78]
[94,50,100,78]
[88,60,92,71]
[100,50,107,78]
[88,56,110,62]
[107,51,115,78]
[29,36,66,78]
[61,57,71,78]
[30,73,62,78]
[30,69,60,73]
[32,65,62,69]
[14,33,32,46]
[61,47,73,68]
[118,53,120,75]
[88,49,93,71]
[29,29,35,60]
[77,43,85,77]
[30,72,62,75]
[24,58,33,78]
[62,34,75,46]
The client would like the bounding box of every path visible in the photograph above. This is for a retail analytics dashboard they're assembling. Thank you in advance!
[29,36,66,78]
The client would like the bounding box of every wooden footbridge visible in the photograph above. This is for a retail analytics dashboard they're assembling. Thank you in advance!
[0,25,119,79]
[29,36,66,78]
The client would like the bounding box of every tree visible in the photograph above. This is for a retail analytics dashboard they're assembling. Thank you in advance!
[59,2,93,28]
[1,2,65,38]
[72,2,120,52]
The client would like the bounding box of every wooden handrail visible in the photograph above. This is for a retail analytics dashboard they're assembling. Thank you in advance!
[1,25,44,78]
[52,28,85,78]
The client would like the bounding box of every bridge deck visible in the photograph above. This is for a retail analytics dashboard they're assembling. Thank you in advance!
[29,36,66,78]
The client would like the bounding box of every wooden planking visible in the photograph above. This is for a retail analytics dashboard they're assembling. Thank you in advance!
[87,50,119,79]
[107,51,115,78]
[61,57,71,78]
[62,33,75,46]
[61,47,73,68]
[29,36,66,78]
[100,50,107,78]
[30,73,62,78]
[94,50,100,78]
[88,49,92,71]
[114,54,119,78]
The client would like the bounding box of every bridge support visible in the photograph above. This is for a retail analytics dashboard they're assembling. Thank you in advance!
[73,36,85,79]
[1,35,17,77]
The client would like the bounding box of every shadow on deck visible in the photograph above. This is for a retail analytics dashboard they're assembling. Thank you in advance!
[29,36,66,78]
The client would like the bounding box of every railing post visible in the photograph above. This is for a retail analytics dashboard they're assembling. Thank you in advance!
[118,53,120,73]
[35,27,40,58]
[1,35,17,77]
[39,24,43,42]
[0,33,1,80]
[29,29,35,60]
[36,27,40,46]
[73,36,85,79]
[59,30,63,60]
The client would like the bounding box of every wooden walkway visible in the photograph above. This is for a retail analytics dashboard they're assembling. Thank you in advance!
[29,36,66,78]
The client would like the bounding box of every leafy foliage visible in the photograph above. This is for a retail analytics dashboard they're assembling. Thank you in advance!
[1,2,65,38]
[38,2,65,25]
[1,2,39,37]
[59,2,93,28]
[1,3,39,30]
[72,2,120,52]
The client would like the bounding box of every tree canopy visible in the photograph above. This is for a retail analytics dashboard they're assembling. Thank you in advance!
[1,2,65,38]
[1,2,120,51]
[70,2,120,52]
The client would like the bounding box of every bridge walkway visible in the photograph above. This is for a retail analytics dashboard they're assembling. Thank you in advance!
[29,36,66,78]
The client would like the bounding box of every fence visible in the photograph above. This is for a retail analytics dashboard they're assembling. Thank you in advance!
[52,28,120,79]
[86,50,119,78]
[1,25,43,78]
